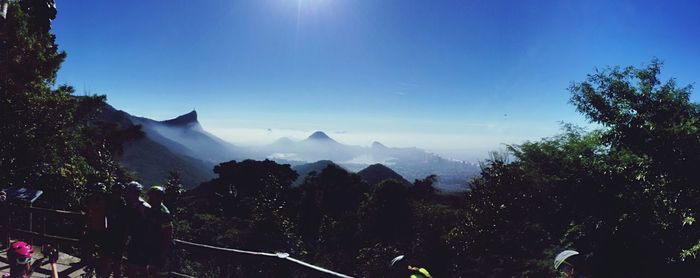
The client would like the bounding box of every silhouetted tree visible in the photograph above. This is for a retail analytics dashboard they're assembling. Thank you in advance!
[0,1,138,209]
[165,170,184,213]
[447,60,700,277]
[160,60,700,277]
[358,179,412,244]
[411,174,439,199]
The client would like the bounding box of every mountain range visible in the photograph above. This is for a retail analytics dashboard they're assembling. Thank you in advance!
[101,106,479,191]
[258,131,479,191]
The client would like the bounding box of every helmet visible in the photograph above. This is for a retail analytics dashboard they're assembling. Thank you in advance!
[111,182,125,192]
[390,255,405,267]
[148,185,166,195]
[554,250,579,270]
[126,181,143,192]
[9,241,33,265]
[89,182,107,193]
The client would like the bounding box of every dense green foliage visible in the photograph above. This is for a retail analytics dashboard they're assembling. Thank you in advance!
[0,0,139,210]
[442,61,700,277]
[173,160,457,277]
[171,61,700,277]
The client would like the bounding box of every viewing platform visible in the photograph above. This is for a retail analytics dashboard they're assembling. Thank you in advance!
[1,204,352,278]
[0,244,85,277]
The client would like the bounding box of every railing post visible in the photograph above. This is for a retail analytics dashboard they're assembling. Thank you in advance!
[1,204,9,247]
[28,203,33,245]
[42,214,47,238]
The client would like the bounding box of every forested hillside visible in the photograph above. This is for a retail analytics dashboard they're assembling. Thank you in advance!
[169,60,700,276]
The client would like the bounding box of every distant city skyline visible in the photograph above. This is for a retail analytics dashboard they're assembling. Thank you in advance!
[52,0,700,161]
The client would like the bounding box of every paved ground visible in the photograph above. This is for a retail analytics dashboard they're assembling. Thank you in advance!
[0,245,86,278]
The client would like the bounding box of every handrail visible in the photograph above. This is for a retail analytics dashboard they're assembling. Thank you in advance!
[173,239,355,278]
[21,205,85,217]
[174,239,279,257]
[1,204,84,247]
[286,256,355,278]
[2,204,85,217]
[11,228,81,244]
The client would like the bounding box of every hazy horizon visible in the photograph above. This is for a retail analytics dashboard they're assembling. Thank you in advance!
[53,0,700,162]
[121,107,585,162]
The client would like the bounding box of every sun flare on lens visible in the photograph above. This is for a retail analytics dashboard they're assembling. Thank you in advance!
[294,0,332,6]
[292,0,334,16]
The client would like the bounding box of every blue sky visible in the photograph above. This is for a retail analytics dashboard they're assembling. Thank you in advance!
[53,0,700,161]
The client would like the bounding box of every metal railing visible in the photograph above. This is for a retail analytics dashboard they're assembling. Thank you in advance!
[172,239,353,278]
[1,204,84,246]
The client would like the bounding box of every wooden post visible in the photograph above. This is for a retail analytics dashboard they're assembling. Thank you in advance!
[1,204,9,247]
[42,214,46,236]
[28,203,33,245]
[41,213,47,246]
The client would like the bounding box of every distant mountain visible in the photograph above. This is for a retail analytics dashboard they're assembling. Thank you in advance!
[161,110,198,127]
[98,105,224,188]
[357,163,410,186]
[266,131,359,162]
[270,137,295,149]
[101,104,478,191]
[306,131,335,141]
[371,141,388,149]
[263,131,479,192]
[127,110,247,163]
[117,136,215,188]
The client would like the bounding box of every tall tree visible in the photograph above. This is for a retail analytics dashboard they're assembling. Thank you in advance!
[164,170,184,214]
[569,59,700,274]
[448,60,700,277]
[0,1,135,209]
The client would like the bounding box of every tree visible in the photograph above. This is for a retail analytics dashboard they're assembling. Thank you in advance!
[411,174,438,199]
[569,59,700,274]
[292,165,368,273]
[358,179,412,244]
[164,170,184,214]
[0,1,137,209]
[447,60,700,277]
[173,160,304,277]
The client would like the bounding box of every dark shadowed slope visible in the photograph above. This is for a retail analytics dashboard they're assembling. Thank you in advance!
[128,110,247,163]
[99,105,216,188]
[357,163,411,186]
[117,137,215,188]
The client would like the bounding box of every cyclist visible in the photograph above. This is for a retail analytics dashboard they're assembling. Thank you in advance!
[145,186,173,277]
[104,182,128,277]
[124,181,151,278]
[4,241,59,278]
[84,183,108,277]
